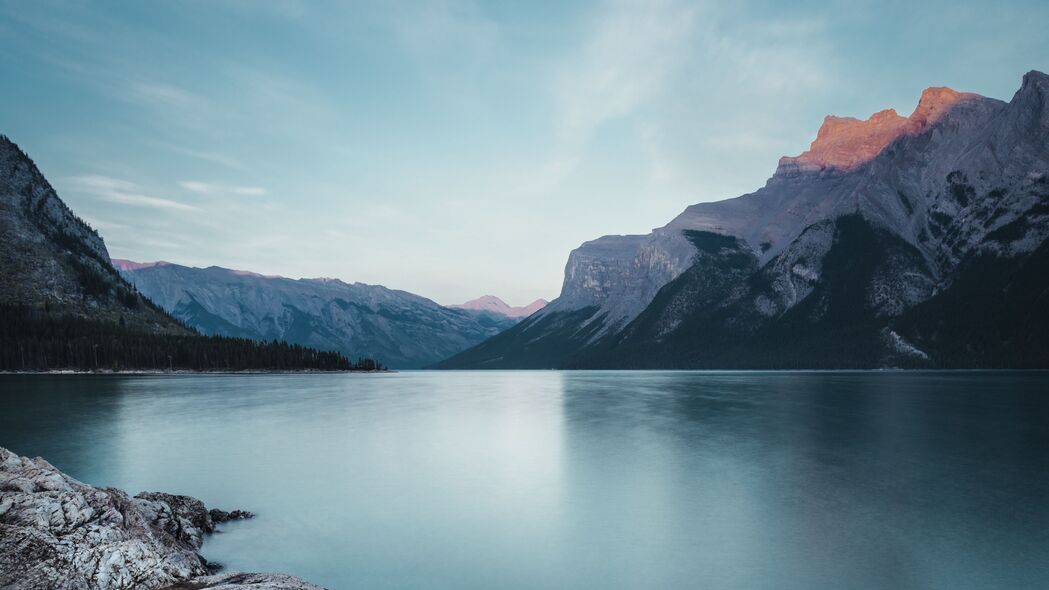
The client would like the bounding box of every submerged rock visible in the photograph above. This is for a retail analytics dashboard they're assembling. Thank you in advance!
[0,447,322,590]
[162,573,324,589]
[208,509,254,524]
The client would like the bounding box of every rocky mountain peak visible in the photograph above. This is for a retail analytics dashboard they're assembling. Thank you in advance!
[1013,70,1049,119]
[908,86,980,126]
[776,85,983,177]
[1020,69,1049,92]
[777,109,910,175]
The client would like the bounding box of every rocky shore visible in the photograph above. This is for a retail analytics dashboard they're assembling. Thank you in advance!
[0,447,322,590]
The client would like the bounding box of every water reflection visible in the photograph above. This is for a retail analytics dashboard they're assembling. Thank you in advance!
[555,371,1049,589]
[1,371,1047,589]
[0,375,137,485]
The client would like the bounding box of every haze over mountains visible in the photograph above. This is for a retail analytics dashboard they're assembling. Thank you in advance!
[450,295,547,319]
[0,135,541,371]
[114,260,518,369]
[440,70,1049,369]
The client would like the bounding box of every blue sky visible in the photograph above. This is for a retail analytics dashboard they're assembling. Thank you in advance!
[2,0,1047,305]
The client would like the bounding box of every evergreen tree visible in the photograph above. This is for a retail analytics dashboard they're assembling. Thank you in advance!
[0,305,384,372]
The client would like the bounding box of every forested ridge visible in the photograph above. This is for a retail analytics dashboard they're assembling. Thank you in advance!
[0,304,384,372]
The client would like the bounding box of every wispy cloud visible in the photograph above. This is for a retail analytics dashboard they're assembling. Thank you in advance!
[388,0,500,69]
[554,0,699,147]
[149,141,246,171]
[69,175,198,211]
[517,0,839,216]
[524,0,701,193]
[179,181,266,196]
[127,82,207,110]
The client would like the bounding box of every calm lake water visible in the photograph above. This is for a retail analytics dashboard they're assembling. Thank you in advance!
[2,371,1048,589]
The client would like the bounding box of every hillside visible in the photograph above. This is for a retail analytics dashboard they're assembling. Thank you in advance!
[115,261,516,369]
[0,136,184,333]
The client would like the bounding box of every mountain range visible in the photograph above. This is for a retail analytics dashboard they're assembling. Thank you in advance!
[114,260,518,369]
[5,70,1047,371]
[0,129,537,371]
[439,70,1049,369]
[0,136,368,371]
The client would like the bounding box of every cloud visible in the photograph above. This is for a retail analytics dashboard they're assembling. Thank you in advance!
[388,0,500,68]
[554,0,699,146]
[179,181,267,196]
[178,181,213,193]
[524,0,700,192]
[232,186,266,196]
[128,82,206,110]
[69,175,198,211]
[149,141,246,171]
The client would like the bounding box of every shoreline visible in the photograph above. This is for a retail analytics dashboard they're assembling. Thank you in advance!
[0,446,324,590]
[4,368,1046,375]
[0,368,392,375]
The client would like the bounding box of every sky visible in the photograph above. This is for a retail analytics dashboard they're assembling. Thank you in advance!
[2,1,1047,306]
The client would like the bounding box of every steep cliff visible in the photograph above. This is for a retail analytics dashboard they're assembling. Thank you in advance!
[440,70,1049,369]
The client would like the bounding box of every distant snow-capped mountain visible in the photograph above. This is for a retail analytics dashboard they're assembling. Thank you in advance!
[115,261,517,368]
[450,295,547,319]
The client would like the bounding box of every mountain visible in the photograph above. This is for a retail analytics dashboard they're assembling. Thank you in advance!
[0,135,373,372]
[115,261,518,369]
[439,70,1049,369]
[450,295,548,319]
[0,135,185,333]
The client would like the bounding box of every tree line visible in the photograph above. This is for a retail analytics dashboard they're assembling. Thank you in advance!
[0,305,384,372]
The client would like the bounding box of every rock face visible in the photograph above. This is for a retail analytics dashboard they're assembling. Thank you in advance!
[776,87,980,175]
[449,295,548,319]
[440,70,1049,369]
[0,137,184,334]
[0,447,322,590]
[114,261,516,369]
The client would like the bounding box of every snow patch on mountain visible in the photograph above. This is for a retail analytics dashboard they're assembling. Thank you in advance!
[883,329,930,360]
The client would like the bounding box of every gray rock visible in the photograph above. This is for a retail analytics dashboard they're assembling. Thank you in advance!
[162,572,323,589]
[0,447,321,590]
[207,509,254,524]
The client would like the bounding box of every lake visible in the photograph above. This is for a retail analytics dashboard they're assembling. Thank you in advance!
[2,371,1047,589]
